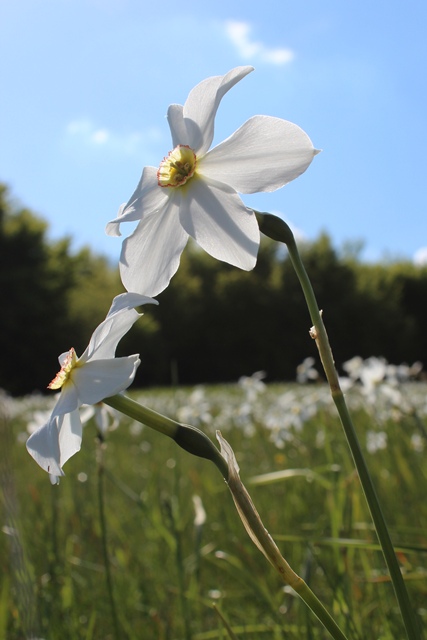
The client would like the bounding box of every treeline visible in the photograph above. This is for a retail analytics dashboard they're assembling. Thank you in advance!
[1,183,426,395]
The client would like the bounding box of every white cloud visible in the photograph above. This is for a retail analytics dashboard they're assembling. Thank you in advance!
[414,246,427,266]
[65,118,163,155]
[225,21,294,66]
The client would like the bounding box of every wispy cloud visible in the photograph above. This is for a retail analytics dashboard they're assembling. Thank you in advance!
[224,21,294,65]
[65,119,163,155]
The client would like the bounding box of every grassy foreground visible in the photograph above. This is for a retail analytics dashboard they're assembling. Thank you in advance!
[1,382,426,639]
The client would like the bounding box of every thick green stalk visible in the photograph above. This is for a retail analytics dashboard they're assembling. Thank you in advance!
[255,210,422,640]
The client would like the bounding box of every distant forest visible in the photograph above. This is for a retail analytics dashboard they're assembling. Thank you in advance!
[2,183,426,396]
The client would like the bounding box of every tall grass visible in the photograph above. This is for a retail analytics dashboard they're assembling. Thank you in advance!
[1,382,426,639]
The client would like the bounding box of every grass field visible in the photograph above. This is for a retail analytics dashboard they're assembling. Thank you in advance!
[1,377,426,639]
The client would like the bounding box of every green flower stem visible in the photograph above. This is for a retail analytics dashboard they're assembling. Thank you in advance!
[105,395,348,639]
[255,210,421,640]
[103,394,229,479]
[219,431,349,640]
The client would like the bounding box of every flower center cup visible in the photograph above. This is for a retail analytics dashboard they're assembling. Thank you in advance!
[48,348,78,390]
[157,145,197,188]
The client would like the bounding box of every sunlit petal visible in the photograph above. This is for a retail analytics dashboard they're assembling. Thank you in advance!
[58,410,83,467]
[106,167,167,237]
[78,294,156,364]
[80,309,140,363]
[107,292,158,316]
[172,66,253,155]
[200,116,319,194]
[26,417,64,477]
[51,382,80,418]
[179,178,259,270]
[167,104,188,148]
[120,197,189,296]
[72,357,140,405]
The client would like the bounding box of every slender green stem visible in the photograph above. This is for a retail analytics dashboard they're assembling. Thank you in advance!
[255,210,422,640]
[218,431,349,640]
[104,395,349,639]
[104,394,229,479]
[96,438,121,640]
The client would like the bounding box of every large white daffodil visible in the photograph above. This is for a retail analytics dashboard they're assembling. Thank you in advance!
[106,66,319,297]
[26,292,157,477]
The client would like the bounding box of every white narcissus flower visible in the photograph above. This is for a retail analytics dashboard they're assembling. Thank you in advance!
[26,292,157,478]
[107,66,320,297]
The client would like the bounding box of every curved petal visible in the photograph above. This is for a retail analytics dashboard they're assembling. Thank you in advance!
[200,116,319,194]
[179,177,259,270]
[167,104,187,148]
[80,292,157,363]
[168,67,254,156]
[119,196,189,296]
[26,416,64,476]
[106,167,167,237]
[72,356,140,405]
[58,350,72,367]
[80,307,141,363]
[51,382,80,419]
[58,410,83,468]
[107,292,158,316]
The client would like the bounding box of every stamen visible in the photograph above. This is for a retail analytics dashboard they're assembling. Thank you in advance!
[157,145,197,188]
[48,348,78,390]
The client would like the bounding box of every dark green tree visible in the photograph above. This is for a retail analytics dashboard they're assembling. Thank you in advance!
[0,184,77,394]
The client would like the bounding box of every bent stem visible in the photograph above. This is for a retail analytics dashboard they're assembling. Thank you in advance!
[104,395,348,640]
[217,431,348,640]
[104,394,229,479]
[255,210,421,640]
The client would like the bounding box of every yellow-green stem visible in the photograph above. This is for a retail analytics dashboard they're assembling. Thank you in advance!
[255,210,422,640]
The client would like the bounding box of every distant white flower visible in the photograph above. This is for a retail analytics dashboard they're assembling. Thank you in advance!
[410,433,424,453]
[366,430,387,454]
[26,293,157,478]
[176,386,212,427]
[192,495,206,527]
[107,66,319,296]
[342,355,364,381]
[238,370,266,402]
[296,357,319,384]
[79,402,120,435]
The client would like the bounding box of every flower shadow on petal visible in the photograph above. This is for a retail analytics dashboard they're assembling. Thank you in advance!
[183,178,259,262]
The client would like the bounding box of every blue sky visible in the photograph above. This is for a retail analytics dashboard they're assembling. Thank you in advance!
[1,0,426,264]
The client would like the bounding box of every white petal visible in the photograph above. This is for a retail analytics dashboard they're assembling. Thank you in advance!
[167,104,187,148]
[81,293,155,363]
[51,383,80,418]
[58,410,83,467]
[179,178,259,270]
[106,167,167,237]
[72,356,140,405]
[106,292,158,316]
[119,197,189,296]
[105,203,129,238]
[80,308,141,362]
[200,116,319,194]
[26,416,64,476]
[168,66,254,156]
